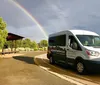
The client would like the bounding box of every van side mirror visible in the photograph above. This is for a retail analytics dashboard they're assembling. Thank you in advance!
[71,42,78,50]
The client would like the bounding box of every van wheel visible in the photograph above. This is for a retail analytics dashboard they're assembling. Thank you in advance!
[49,57,55,64]
[76,61,86,74]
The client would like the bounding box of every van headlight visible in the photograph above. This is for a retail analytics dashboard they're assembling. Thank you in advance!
[86,50,99,56]
[90,51,99,56]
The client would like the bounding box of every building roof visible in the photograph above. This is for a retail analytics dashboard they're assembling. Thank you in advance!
[7,33,24,41]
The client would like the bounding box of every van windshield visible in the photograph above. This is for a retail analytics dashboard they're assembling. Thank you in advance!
[76,35,100,47]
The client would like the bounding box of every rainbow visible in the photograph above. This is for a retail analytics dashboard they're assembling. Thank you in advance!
[8,0,48,39]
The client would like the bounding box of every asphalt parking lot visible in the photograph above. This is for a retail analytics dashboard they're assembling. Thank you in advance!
[0,51,74,85]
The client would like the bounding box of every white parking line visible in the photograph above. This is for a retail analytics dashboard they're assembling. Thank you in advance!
[35,54,99,85]
[40,66,84,85]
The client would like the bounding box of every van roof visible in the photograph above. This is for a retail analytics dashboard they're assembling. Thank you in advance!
[49,30,99,37]
[69,30,99,36]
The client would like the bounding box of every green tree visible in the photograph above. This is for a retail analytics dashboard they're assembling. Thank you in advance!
[30,41,38,49]
[40,40,48,47]
[22,38,31,48]
[16,40,23,48]
[0,17,8,48]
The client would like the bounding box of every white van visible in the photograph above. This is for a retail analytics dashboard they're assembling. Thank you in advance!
[47,30,100,74]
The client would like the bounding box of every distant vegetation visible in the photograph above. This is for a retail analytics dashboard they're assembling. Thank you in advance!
[6,38,48,52]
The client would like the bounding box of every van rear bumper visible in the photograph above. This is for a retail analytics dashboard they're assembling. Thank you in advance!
[84,60,100,71]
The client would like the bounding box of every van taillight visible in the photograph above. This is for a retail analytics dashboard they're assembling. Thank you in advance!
[86,50,90,56]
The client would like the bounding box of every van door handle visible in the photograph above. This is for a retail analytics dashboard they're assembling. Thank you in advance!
[67,49,69,50]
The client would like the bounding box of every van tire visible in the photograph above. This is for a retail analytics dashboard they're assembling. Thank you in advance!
[76,60,86,74]
[49,57,55,64]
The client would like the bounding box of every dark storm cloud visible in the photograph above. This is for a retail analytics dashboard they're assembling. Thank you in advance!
[16,0,72,34]
[16,0,100,35]
[0,0,100,41]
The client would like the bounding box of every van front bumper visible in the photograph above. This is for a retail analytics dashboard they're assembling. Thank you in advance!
[84,60,100,72]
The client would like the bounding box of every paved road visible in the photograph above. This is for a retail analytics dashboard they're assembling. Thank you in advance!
[35,54,100,85]
[0,51,74,85]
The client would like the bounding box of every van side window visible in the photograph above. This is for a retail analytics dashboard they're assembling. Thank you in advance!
[56,35,66,46]
[49,35,66,46]
[69,36,82,51]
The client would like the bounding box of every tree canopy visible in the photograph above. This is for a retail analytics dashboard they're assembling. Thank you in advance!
[30,41,38,49]
[39,40,48,47]
[0,17,8,48]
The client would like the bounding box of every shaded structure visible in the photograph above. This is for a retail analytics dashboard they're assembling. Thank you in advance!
[2,33,24,54]
[7,33,24,41]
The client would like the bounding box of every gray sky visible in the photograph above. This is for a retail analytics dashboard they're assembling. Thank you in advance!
[0,0,100,42]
